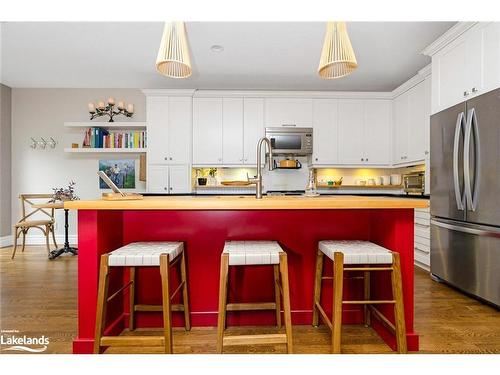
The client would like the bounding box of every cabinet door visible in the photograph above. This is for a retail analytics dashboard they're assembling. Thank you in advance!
[482,22,500,94]
[243,98,264,165]
[363,99,391,165]
[312,99,338,165]
[147,165,169,193]
[432,36,468,113]
[393,92,409,163]
[407,81,428,162]
[193,97,223,165]
[222,98,244,164]
[338,99,364,164]
[168,96,192,164]
[168,165,191,194]
[264,98,313,127]
[146,96,169,164]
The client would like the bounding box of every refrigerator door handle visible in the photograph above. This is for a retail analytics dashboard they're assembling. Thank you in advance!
[453,111,465,210]
[431,218,500,238]
[464,108,480,211]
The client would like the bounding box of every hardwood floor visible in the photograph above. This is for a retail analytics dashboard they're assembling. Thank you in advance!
[1,246,498,354]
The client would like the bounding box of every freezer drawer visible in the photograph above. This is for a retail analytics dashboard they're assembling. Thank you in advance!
[431,218,500,307]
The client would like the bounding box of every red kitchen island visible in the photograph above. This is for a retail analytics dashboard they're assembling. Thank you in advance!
[65,195,429,354]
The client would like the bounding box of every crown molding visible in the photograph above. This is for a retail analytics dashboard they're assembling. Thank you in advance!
[141,89,197,97]
[421,22,477,56]
[193,90,393,99]
[417,63,432,78]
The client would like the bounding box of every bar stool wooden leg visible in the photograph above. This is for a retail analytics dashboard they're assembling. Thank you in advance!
[312,249,324,327]
[180,249,191,331]
[129,267,135,331]
[364,271,371,327]
[94,254,110,354]
[159,254,173,354]
[332,252,344,354]
[391,252,407,354]
[279,252,293,354]
[216,253,229,354]
[11,227,19,259]
[273,264,282,328]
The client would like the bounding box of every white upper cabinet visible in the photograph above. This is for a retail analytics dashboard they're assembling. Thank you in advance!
[243,98,265,165]
[222,98,244,164]
[146,96,169,164]
[312,99,338,165]
[393,91,410,163]
[146,96,191,165]
[338,99,364,164]
[193,97,223,165]
[264,98,313,127]
[363,100,391,165]
[393,78,431,165]
[430,22,500,114]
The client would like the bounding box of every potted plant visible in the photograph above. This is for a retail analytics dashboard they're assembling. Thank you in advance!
[195,169,208,186]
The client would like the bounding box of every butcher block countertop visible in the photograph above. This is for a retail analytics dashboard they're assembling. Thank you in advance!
[64,195,429,210]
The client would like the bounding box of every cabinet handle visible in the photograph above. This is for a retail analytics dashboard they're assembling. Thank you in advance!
[164,157,168,161]
[164,187,167,191]
[472,87,478,93]
[361,158,364,161]
[401,156,403,160]
[244,158,248,162]
[169,187,173,190]
[315,158,318,162]
[282,124,297,127]
[169,157,173,161]
[425,150,429,155]
[463,91,470,97]
[366,158,368,162]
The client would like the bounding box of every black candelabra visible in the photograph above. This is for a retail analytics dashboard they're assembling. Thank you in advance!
[88,98,134,122]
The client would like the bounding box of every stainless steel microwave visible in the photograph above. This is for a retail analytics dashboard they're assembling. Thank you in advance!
[265,127,313,155]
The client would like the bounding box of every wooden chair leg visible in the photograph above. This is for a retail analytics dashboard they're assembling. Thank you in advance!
[51,224,58,248]
[179,249,191,331]
[94,254,110,354]
[160,254,173,354]
[273,264,282,328]
[312,249,324,327]
[216,253,229,354]
[11,227,19,259]
[129,267,135,331]
[45,226,51,255]
[279,252,293,354]
[21,229,27,253]
[364,271,371,327]
[391,252,407,354]
[332,252,344,354]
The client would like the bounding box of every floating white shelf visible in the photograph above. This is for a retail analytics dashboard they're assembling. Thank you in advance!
[64,148,146,153]
[64,121,146,128]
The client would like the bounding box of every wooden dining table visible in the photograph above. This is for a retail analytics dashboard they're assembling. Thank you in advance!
[33,202,78,260]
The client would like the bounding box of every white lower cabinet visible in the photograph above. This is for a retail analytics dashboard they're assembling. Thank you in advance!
[414,207,431,269]
[147,165,191,193]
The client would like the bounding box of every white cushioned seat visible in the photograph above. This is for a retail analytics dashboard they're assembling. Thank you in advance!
[223,241,283,266]
[318,240,393,264]
[108,242,183,266]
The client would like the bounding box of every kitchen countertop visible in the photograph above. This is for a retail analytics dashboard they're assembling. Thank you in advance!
[64,194,429,210]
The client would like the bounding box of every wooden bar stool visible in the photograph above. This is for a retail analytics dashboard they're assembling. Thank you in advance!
[94,242,190,354]
[312,240,407,354]
[217,241,293,353]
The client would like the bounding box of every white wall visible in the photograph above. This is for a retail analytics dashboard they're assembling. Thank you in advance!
[11,88,146,242]
[0,84,12,240]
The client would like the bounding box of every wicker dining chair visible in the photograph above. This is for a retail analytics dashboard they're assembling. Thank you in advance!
[11,194,58,259]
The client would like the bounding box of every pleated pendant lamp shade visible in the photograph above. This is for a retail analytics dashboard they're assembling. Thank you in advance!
[156,22,192,79]
[318,22,358,79]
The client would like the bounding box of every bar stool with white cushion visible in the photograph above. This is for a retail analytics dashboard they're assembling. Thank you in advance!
[312,240,407,354]
[217,241,293,353]
[94,242,190,354]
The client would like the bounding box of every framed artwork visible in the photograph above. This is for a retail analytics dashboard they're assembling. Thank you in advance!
[98,159,136,189]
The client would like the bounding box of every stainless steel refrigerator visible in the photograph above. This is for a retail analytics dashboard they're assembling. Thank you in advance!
[430,87,500,308]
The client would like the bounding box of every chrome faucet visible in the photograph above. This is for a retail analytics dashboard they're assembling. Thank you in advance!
[247,137,274,199]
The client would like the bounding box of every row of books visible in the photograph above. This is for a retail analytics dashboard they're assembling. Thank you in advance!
[82,128,147,149]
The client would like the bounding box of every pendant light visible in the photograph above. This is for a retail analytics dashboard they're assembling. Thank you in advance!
[318,22,358,79]
[156,22,192,79]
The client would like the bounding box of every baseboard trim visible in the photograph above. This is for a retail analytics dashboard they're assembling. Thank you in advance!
[0,235,13,248]
[414,260,430,272]
[5,234,78,246]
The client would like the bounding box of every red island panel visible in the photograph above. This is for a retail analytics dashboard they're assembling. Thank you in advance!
[73,208,417,353]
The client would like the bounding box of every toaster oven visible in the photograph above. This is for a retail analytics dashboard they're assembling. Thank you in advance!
[403,172,425,195]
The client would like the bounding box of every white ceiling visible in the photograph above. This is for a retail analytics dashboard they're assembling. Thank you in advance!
[1,22,454,91]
